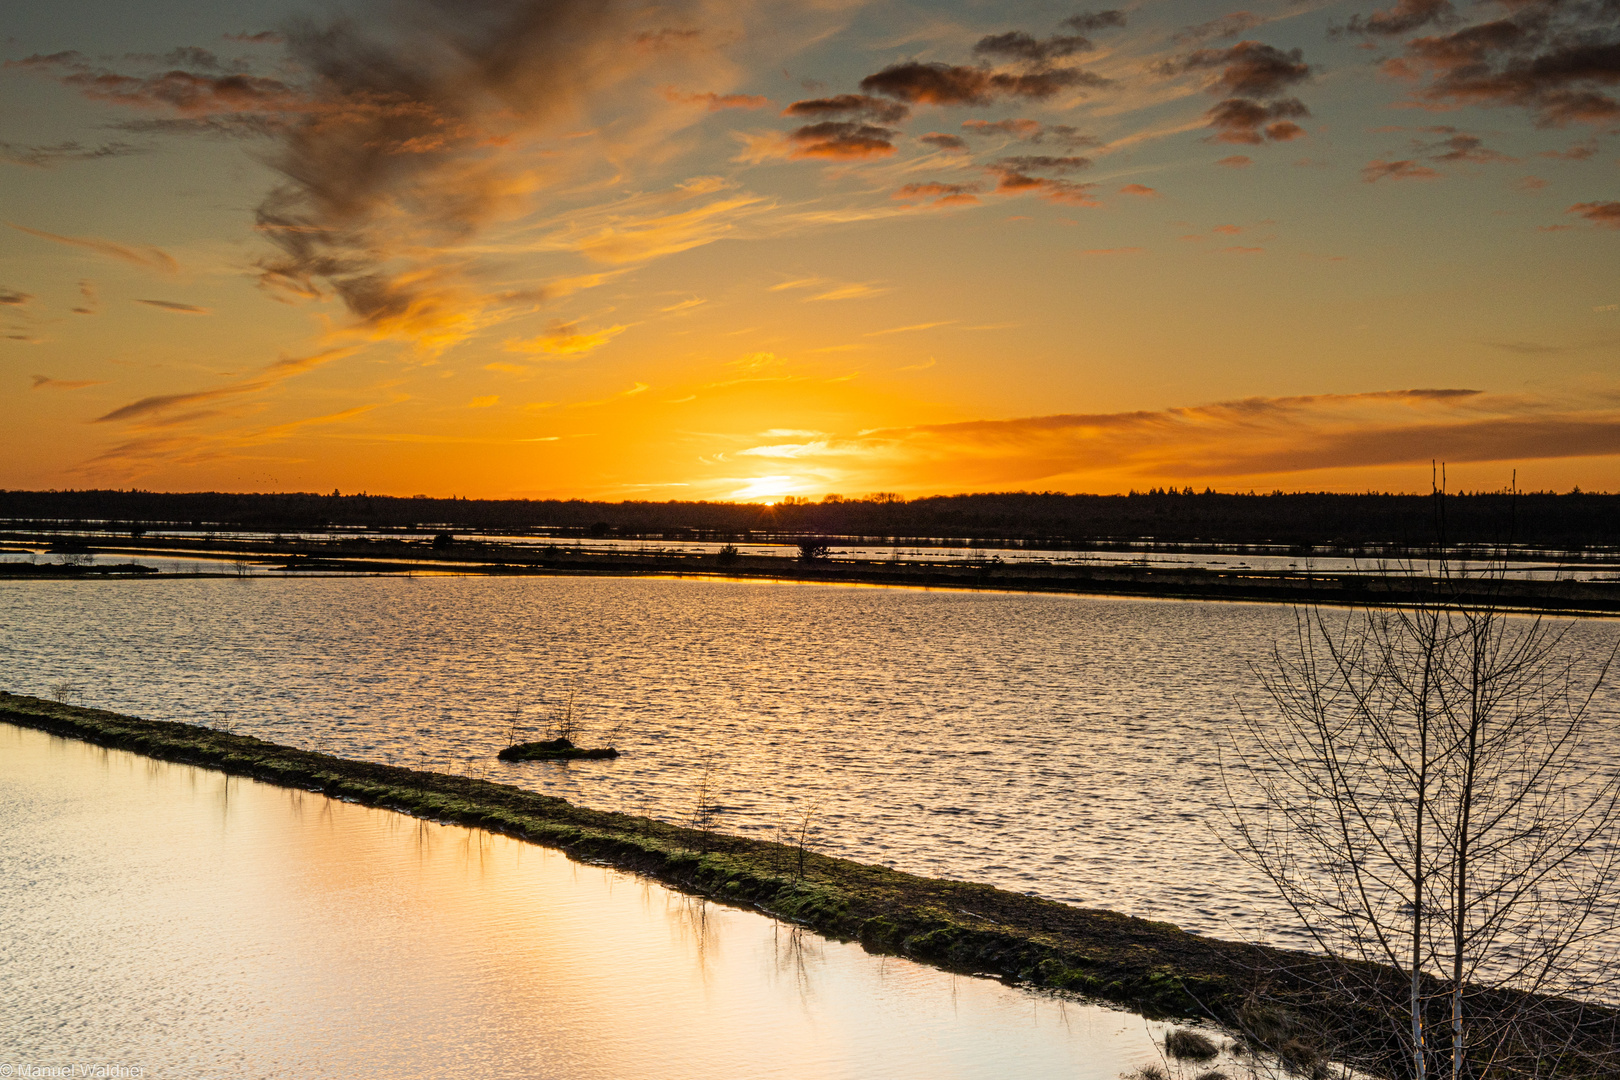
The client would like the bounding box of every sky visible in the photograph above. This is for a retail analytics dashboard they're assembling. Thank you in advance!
[1,0,1617,501]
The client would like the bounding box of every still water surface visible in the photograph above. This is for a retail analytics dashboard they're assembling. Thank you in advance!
[4,575,1617,954]
[1,723,1201,1078]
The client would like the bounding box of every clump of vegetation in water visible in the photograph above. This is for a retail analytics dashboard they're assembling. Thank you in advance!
[497,691,622,761]
[497,737,618,761]
[1164,1028,1220,1061]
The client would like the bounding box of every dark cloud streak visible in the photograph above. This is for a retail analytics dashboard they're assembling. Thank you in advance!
[859,62,1108,106]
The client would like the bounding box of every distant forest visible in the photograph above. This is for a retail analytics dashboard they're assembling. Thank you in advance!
[2,488,1615,550]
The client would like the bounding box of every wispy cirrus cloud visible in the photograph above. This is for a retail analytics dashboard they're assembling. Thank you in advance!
[134,298,210,313]
[31,374,104,390]
[0,140,145,168]
[93,345,356,424]
[504,319,626,356]
[7,222,178,272]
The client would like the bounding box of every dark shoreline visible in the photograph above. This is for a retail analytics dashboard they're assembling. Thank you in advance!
[6,532,1620,617]
[6,692,1617,1077]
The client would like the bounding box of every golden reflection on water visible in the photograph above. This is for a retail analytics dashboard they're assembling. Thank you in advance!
[0,722,1228,1080]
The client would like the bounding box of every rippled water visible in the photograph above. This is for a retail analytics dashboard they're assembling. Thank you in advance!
[3,723,1211,1078]
[4,576,1617,956]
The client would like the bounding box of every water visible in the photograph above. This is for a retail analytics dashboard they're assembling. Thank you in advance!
[4,575,1617,958]
[0,723,1213,1079]
[7,534,1619,580]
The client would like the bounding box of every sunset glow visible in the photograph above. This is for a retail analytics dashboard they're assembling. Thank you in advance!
[3,0,1617,499]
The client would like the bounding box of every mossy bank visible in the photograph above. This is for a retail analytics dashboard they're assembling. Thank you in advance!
[5,693,1616,1078]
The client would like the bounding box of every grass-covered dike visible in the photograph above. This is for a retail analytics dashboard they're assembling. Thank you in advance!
[5,692,1616,1077]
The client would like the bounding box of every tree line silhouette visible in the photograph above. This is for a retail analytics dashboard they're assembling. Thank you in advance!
[3,488,1613,550]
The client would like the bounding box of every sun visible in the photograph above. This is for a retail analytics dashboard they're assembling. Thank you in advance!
[725,475,813,502]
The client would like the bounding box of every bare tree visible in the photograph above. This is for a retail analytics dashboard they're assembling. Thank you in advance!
[1221,570,1620,1079]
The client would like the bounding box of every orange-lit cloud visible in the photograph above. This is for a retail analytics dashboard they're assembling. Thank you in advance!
[892,181,982,207]
[1363,158,1443,182]
[662,88,769,110]
[1570,201,1620,229]
[505,320,626,356]
[1380,0,1620,127]
[94,346,356,424]
[704,389,1620,496]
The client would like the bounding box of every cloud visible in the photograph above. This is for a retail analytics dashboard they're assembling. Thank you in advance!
[859,62,1109,106]
[1417,130,1516,163]
[1337,0,1457,37]
[808,282,889,301]
[1569,201,1620,228]
[1161,41,1312,99]
[133,298,210,313]
[1205,97,1309,144]
[918,132,969,152]
[986,164,1099,204]
[1382,0,1620,127]
[224,31,284,44]
[505,320,627,356]
[972,32,1094,65]
[962,117,1042,139]
[787,120,897,159]
[0,140,145,168]
[1174,12,1266,45]
[782,94,909,123]
[720,388,1620,492]
[892,181,983,207]
[0,289,31,305]
[92,345,353,425]
[867,321,954,335]
[1119,183,1159,196]
[11,51,299,115]
[555,190,772,265]
[95,384,261,423]
[31,374,104,390]
[978,165,1095,204]
[663,88,769,110]
[1542,140,1598,160]
[34,1,735,349]
[1215,154,1253,168]
[468,395,499,408]
[1062,11,1126,33]
[1363,158,1444,181]
[993,154,1091,174]
[7,222,178,272]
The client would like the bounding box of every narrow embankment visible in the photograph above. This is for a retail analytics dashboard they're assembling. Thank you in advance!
[5,692,1616,1078]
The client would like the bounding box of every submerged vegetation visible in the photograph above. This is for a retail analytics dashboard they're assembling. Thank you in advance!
[4,692,1617,1078]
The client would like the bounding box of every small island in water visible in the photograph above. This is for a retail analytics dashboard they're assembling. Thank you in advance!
[497,737,619,761]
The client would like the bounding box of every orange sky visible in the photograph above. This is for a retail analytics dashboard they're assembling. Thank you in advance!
[3,0,1617,500]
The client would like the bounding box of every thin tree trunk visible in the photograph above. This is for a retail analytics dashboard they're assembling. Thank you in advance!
[1452,635,1483,1080]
